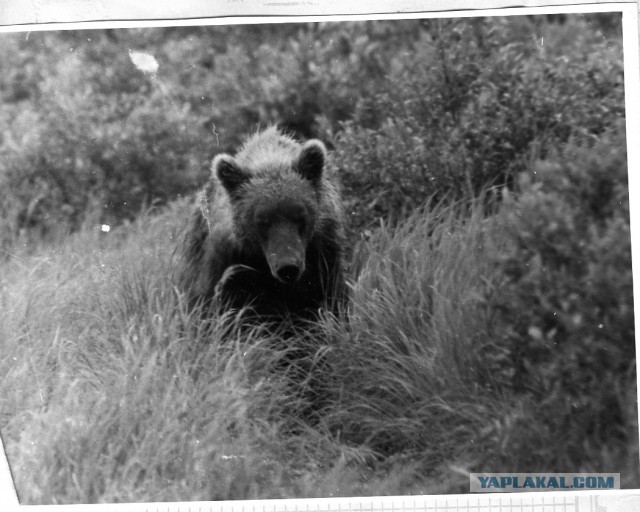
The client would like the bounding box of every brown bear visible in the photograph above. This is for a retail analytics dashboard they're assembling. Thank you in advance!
[176,126,346,321]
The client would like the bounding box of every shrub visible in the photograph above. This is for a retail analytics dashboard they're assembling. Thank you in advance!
[0,46,208,248]
[0,22,417,246]
[331,15,624,231]
[483,121,635,469]
[0,16,624,243]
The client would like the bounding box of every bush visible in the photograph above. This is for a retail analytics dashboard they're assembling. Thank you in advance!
[0,22,417,247]
[331,16,624,231]
[483,121,635,469]
[0,15,624,244]
[0,44,208,247]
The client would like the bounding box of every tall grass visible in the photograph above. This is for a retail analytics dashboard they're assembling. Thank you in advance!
[0,193,637,503]
[325,199,503,457]
[0,200,385,503]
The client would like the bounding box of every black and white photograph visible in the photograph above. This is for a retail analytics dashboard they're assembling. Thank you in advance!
[0,2,638,507]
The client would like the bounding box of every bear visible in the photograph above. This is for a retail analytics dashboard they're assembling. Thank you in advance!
[176,126,346,323]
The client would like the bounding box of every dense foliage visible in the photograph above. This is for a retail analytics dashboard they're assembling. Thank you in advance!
[332,16,624,229]
[484,122,635,470]
[1,15,623,239]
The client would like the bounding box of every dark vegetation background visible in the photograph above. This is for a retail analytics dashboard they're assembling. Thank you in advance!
[0,13,637,503]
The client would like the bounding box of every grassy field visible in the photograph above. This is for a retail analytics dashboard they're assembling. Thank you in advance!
[1,185,637,503]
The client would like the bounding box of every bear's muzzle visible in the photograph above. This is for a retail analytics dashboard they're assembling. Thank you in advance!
[264,222,306,284]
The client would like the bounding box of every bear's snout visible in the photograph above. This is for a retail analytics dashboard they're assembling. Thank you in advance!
[276,263,302,283]
[269,254,305,284]
[264,223,306,284]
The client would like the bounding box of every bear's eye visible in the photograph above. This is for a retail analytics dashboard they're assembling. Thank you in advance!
[296,217,306,233]
[254,213,270,230]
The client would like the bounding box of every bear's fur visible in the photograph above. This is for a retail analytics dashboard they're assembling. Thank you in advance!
[176,127,346,321]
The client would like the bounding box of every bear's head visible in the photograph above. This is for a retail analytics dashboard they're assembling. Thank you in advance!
[212,140,327,284]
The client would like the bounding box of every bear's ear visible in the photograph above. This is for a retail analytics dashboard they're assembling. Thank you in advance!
[213,154,250,196]
[296,140,326,185]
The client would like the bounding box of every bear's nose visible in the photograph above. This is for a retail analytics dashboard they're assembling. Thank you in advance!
[276,264,301,283]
